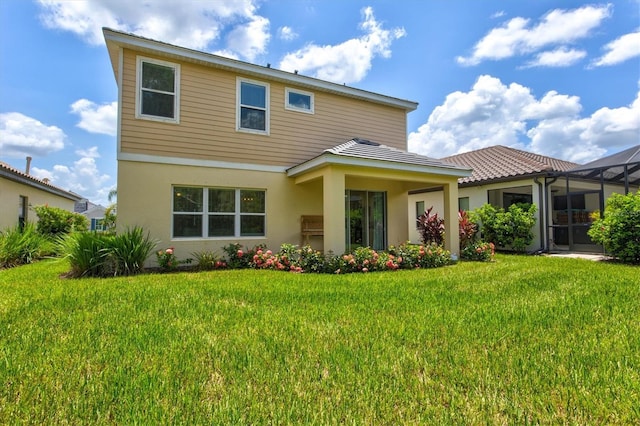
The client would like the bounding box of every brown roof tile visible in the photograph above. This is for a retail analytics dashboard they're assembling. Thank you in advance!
[0,161,82,201]
[441,145,579,184]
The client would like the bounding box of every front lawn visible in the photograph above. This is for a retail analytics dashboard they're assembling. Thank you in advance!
[1,255,638,424]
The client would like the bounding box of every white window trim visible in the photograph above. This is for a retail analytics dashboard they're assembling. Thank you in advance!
[172,186,266,239]
[136,56,180,124]
[285,87,314,114]
[236,77,270,135]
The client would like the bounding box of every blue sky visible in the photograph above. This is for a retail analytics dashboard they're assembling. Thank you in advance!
[1,0,639,206]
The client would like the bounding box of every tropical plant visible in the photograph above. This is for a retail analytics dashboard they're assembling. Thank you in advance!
[588,191,640,264]
[458,209,477,250]
[416,206,445,246]
[0,223,54,268]
[59,227,156,277]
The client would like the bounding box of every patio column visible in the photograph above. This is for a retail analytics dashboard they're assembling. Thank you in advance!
[322,167,346,255]
[443,182,460,257]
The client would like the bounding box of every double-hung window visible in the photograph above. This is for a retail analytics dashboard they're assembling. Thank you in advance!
[136,56,180,122]
[285,88,314,114]
[173,186,266,238]
[237,78,269,134]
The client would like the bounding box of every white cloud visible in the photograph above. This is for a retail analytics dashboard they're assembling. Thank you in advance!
[457,4,611,66]
[31,146,112,203]
[491,11,506,19]
[37,0,269,60]
[278,7,406,84]
[523,47,586,68]
[408,75,640,163]
[278,26,298,41]
[70,99,117,136]
[0,112,66,158]
[225,15,270,62]
[591,31,640,67]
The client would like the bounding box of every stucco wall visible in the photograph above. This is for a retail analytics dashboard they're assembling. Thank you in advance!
[0,177,76,230]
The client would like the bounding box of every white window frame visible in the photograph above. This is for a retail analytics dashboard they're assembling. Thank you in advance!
[136,56,180,123]
[236,77,270,135]
[172,186,266,239]
[285,88,314,114]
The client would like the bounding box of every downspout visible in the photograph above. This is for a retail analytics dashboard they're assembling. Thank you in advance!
[533,177,545,252]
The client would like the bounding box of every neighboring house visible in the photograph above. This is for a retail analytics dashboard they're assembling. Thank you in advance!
[0,158,83,230]
[75,200,107,231]
[103,28,471,259]
[409,145,639,252]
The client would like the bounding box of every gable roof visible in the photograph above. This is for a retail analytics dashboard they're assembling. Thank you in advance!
[287,138,472,178]
[441,145,578,185]
[103,28,418,112]
[0,161,82,201]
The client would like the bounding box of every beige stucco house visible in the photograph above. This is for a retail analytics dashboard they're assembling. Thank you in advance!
[103,28,471,259]
[0,159,82,230]
[409,145,639,252]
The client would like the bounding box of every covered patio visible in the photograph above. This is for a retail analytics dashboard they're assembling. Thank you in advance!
[287,138,472,256]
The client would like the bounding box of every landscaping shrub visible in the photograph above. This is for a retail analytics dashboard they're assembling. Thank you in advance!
[470,203,537,252]
[461,241,495,262]
[60,227,156,277]
[588,191,640,264]
[58,232,110,277]
[191,250,226,271]
[108,227,157,276]
[219,242,453,274]
[33,205,88,237]
[156,247,192,272]
[0,223,54,268]
[458,210,477,250]
[416,206,445,246]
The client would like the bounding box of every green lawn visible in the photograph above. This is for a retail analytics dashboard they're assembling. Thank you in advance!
[1,255,638,424]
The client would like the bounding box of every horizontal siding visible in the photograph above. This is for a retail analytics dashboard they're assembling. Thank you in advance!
[120,49,408,167]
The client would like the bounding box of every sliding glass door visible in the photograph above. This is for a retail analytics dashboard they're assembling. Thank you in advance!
[345,190,387,251]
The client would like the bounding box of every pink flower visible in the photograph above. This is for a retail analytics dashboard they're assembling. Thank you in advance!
[362,267,369,273]
[266,250,272,256]
[166,248,173,255]
[237,249,243,257]
[257,249,263,255]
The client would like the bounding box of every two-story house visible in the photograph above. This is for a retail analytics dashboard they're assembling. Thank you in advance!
[103,28,471,259]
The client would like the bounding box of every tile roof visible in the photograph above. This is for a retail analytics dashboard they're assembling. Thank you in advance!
[441,145,579,185]
[326,138,470,170]
[0,161,83,201]
[287,138,471,178]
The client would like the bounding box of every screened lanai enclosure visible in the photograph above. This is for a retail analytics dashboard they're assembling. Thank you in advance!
[545,145,640,252]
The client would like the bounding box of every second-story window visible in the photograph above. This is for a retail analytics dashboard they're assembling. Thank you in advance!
[237,78,269,134]
[137,56,180,123]
[285,88,314,114]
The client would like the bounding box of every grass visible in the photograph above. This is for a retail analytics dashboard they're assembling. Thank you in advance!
[1,255,638,424]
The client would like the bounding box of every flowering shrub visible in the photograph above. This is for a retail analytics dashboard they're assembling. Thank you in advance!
[461,241,495,262]
[155,247,192,271]
[222,243,262,269]
[389,243,453,269]
[217,242,454,274]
